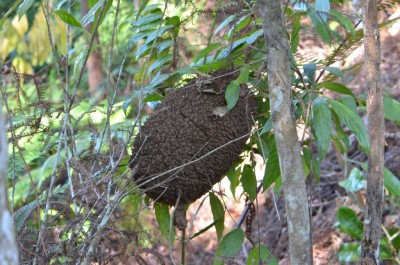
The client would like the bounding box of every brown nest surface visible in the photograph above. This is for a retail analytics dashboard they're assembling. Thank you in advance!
[130,71,256,206]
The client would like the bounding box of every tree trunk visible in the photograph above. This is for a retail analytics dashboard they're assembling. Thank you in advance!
[256,0,313,264]
[360,0,384,264]
[81,0,104,98]
[0,101,19,264]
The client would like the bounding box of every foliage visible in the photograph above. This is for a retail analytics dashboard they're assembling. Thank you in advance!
[1,0,400,263]
[338,167,400,263]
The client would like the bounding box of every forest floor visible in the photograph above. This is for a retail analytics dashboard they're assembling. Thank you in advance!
[136,10,400,265]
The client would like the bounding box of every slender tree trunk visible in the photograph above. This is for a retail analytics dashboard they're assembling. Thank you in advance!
[81,0,104,98]
[256,0,313,264]
[0,101,19,264]
[360,0,384,264]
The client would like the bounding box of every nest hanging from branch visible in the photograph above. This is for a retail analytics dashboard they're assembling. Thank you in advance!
[130,71,256,207]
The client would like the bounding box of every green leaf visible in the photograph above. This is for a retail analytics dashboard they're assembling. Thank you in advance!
[226,166,241,198]
[82,0,105,26]
[214,229,244,265]
[154,202,175,244]
[315,0,330,22]
[317,82,354,96]
[324,66,344,79]
[73,50,88,78]
[137,0,149,18]
[225,80,240,111]
[191,219,222,239]
[361,163,400,197]
[237,65,251,84]
[339,168,366,192]
[244,28,264,45]
[338,243,361,263]
[263,140,280,190]
[95,0,113,27]
[339,95,358,114]
[55,10,82,28]
[158,40,174,53]
[0,1,22,28]
[150,73,171,88]
[194,43,220,62]
[311,158,320,182]
[133,13,163,27]
[145,25,173,44]
[215,15,236,35]
[148,55,173,73]
[209,193,225,242]
[309,10,330,44]
[313,97,332,160]
[144,93,163,103]
[291,14,301,53]
[242,165,257,201]
[228,15,250,37]
[247,245,277,265]
[13,200,38,231]
[330,9,356,36]
[260,118,273,135]
[328,99,370,153]
[17,0,34,19]
[383,168,400,197]
[383,97,400,122]
[303,63,317,83]
[337,207,363,240]
[136,44,150,59]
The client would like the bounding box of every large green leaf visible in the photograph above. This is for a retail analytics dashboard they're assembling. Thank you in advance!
[209,193,225,242]
[226,166,241,198]
[154,202,175,244]
[215,15,236,35]
[383,97,400,122]
[148,55,172,73]
[339,95,358,114]
[308,10,330,44]
[362,163,400,197]
[263,140,280,190]
[303,63,317,83]
[194,43,220,63]
[214,228,244,265]
[328,99,370,153]
[247,244,277,265]
[339,168,366,192]
[55,10,82,28]
[337,207,363,240]
[237,65,251,84]
[338,243,361,263]
[383,168,400,197]
[137,0,150,19]
[82,0,105,27]
[242,165,257,201]
[313,97,332,160]
[132,13,163,27]
[317,82,354,96]
[330,9,356,36]
[1,1,21,28]
[17,0,34,19]
[324,66,344,79]
[225,80,240,111]
[291,14,301,53]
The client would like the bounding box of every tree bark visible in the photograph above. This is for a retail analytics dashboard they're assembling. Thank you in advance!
[256,1,313,264]
[81,0,104,98]
[360,0,384,264]
[0,101,19,264]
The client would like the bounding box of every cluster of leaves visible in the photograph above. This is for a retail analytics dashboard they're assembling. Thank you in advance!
[337,166,400,263]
